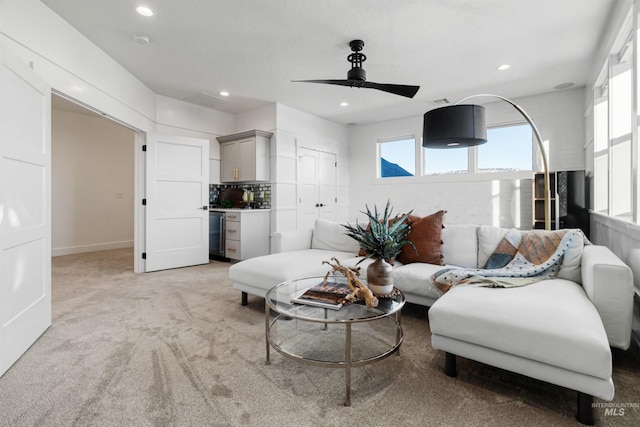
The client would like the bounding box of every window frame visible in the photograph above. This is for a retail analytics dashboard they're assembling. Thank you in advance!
[592,4,638,224]
[376,135,418,179]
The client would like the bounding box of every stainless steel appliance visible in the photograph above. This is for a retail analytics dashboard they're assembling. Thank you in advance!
[209,211,226,259]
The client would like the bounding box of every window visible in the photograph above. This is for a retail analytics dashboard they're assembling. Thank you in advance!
[592,5,637,223]
[379,137,415,178]
[423,147,468,175]
[422,123,532,175]
[478,124,532,172]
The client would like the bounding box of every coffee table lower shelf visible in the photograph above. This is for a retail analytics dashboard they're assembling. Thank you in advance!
[265,307,403,406]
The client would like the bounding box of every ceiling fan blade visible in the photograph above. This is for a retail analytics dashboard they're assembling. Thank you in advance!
[291,79,357,87]
[292,79,419,98]
[361,81,420,98]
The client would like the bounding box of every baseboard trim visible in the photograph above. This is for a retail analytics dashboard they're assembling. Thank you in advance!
[52,241,133,257]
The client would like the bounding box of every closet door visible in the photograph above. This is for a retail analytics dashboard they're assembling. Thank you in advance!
[297,147,337,229]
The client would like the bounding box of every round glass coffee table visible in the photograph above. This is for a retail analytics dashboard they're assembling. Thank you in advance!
[264,275,405,406]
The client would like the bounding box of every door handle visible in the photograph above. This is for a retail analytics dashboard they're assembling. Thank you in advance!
[201,206,208,210]
[219,217,225,253]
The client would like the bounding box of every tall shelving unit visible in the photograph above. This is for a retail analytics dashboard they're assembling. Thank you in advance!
[533,172,558,230]
[532,170,589,238]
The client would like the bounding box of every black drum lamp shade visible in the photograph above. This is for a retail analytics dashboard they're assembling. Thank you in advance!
[422,104,487,148]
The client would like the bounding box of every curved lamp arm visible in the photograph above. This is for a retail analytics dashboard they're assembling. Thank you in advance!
[456,94,551,230]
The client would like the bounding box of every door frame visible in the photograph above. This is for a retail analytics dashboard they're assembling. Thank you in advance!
[51,91,148,272]
[134,131,145,273]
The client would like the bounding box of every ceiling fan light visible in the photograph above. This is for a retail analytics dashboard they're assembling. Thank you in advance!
[423,105,487,148]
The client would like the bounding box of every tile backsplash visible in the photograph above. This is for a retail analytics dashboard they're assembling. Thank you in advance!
[209,183,271,209]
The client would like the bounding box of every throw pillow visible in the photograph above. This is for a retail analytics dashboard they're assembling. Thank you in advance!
[311,219,360,254]
[397,210,446,265]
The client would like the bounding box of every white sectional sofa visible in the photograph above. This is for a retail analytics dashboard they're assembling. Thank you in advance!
[229,218,634,424]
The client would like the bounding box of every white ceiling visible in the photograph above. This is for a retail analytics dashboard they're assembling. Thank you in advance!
[41,0,616,126]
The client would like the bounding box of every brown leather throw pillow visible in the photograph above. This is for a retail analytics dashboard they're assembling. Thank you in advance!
[396,210,446,265]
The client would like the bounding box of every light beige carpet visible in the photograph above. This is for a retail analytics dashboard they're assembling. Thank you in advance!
[0,248,638,426]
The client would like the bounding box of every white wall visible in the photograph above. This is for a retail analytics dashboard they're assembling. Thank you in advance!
[347,89,585,226]
[52,109,135,255]
[0,0,155,132]
[274,104,349,232]
[0,0,235,138]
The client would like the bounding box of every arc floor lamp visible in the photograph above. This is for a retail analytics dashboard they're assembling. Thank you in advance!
[422,94,551,230]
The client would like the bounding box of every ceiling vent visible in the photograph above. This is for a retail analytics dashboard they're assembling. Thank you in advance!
[430,98,450,106]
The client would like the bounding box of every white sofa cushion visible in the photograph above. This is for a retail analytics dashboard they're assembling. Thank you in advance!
[229,249,355,291]
[338,257,447,301]
[441,224,479,268]
[429,278,612,380]
[311,219,360,254]
[555,230,584,284]
[392,262,450,300]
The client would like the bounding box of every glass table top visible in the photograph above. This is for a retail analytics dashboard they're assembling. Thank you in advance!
[265,275,405,323]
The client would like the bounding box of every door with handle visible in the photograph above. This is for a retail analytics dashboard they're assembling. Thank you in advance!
[298,147,337,229]
[144,133,210,271]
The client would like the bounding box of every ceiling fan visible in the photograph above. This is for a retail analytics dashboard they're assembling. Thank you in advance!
[292,39,420,98]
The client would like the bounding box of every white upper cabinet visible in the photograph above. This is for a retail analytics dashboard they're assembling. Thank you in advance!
[217,130,272,183]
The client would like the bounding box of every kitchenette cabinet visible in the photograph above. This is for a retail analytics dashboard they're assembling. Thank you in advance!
[213,209,270,261]
[217,130,272,183]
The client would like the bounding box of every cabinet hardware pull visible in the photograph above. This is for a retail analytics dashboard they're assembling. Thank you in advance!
[228,248,236,252]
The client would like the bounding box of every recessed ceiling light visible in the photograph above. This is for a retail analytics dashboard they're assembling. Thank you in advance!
[340,102,349,107]
[132,34,150,45]
[136,6,154,17]
[497,64,511,71]
[219,91,230,97]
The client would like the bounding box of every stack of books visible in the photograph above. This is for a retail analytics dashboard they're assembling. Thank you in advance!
[291,281,352,310]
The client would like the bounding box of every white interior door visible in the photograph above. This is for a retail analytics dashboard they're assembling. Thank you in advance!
[317,150,337,221]
[297,147,337,229]
[0,44,51,376]
[145,133,209,272]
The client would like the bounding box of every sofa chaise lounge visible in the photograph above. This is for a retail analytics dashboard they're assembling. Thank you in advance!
[229,218,634,424]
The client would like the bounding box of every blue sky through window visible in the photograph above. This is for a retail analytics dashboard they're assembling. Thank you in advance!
[479,124,532,171]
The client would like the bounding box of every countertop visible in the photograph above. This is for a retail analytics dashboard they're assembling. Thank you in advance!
[209,208,271,213]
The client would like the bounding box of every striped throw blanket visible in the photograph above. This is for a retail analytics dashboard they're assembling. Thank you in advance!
[432,228,583,293]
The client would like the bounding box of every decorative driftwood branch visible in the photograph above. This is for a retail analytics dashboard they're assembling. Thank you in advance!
[322,257,379,308]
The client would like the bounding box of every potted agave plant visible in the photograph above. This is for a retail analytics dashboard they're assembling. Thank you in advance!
[343,201,414,295]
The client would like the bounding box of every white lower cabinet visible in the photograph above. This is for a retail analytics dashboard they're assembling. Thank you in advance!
[223,210,270,260]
